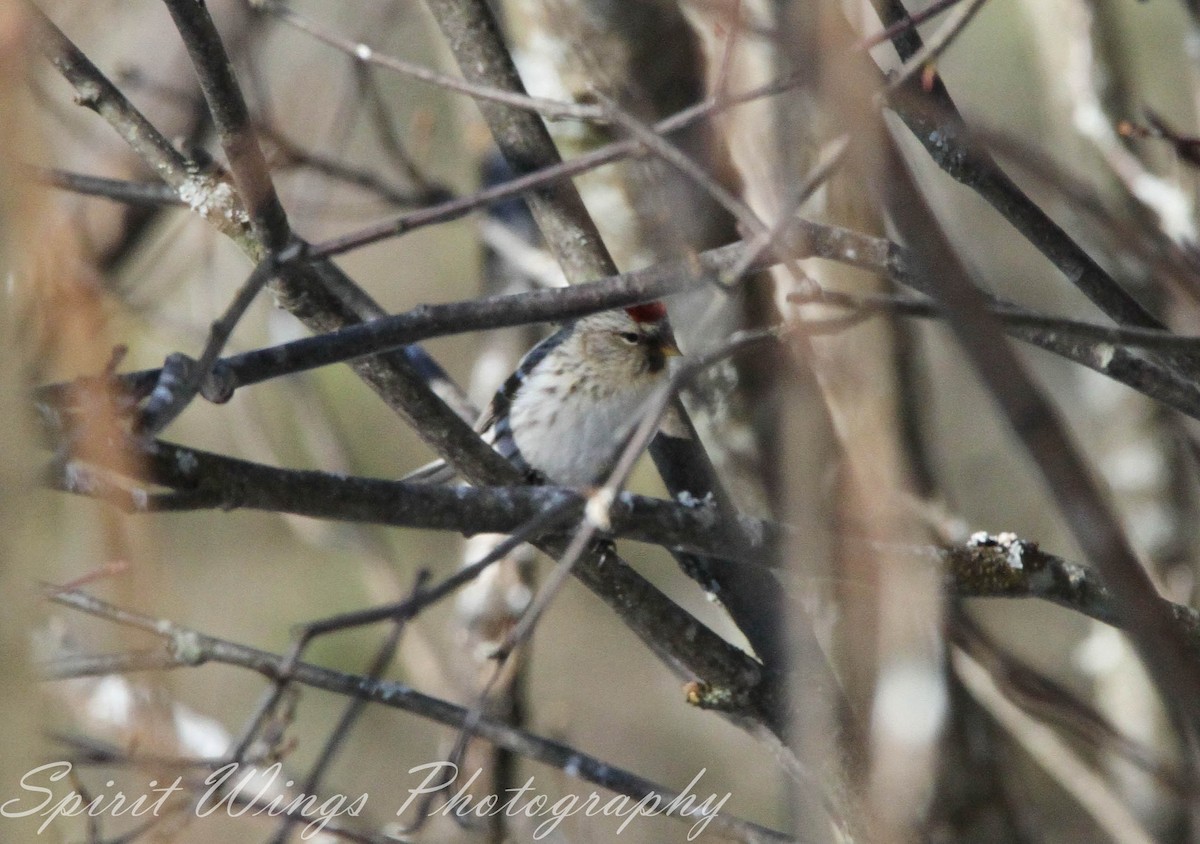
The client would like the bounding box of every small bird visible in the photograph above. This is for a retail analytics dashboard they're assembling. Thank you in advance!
[410,303,680,487]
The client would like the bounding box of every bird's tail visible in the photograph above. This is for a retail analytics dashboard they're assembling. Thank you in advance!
[400,458,458,484]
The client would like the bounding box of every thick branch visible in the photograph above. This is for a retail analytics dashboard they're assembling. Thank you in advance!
[52,439,780,564]
[943,533,1200,651]
[423,0,617,283]
[50,432,776,720]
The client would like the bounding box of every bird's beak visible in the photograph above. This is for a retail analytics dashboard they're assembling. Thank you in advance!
[646,330,680,374]
[657,327,682,358]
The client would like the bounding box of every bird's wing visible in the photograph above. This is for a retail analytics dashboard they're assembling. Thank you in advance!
[399,402,499,484]
[400,325,572,485]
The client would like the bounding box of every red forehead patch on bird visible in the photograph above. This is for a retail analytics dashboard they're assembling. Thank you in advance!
[625,302,667,323]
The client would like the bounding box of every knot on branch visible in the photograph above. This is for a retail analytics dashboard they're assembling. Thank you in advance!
[136,352,196,436]
[72,81,102,110]
[948,531,1046,596]
[170,629,207,666]
[178,171,251,232]
[201,360,237,404]
[683,680,759,716]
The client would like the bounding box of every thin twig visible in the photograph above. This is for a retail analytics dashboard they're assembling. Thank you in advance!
[594,90,770,244]
[883,0,993,94]
[857,0,970,50]
[28,4,192,190]
[262,125,443,207]
[137,251,287,435]
[354,65,443,198]
[417,514,605,832]
[267,572,429,844]
[261,0,604,122]
[28,166,186,206]
[293,499,579,638]
[796,289,1200,351]
[721,136,850,288]
[300,65,799,260]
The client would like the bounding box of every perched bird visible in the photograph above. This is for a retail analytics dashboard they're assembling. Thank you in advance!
[409,302,680,487]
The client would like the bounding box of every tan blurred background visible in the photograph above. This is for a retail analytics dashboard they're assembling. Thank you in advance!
[5,0,1200,841]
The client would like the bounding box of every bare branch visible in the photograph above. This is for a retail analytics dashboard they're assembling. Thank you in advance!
[941,533,1200,651]
[28,166,184,206]
[306,74,800,259]
[41,221,1200,432]
[883,0,993,94]
[887,141,1200,742]
[161,0,288,245]
[28,4,192,190]
[28,3,250,237]
[858,0,972,50]
[50,439,780,566]
[44,589,793,844]
[872,0,1172,333]
[260,0,604,123]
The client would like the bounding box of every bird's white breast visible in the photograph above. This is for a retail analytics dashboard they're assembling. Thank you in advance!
[507,361,660,486]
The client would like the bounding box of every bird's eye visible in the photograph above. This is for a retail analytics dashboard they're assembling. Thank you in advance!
[617,332,641,344]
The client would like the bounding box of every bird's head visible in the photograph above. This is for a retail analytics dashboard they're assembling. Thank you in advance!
[573,303,681,382]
